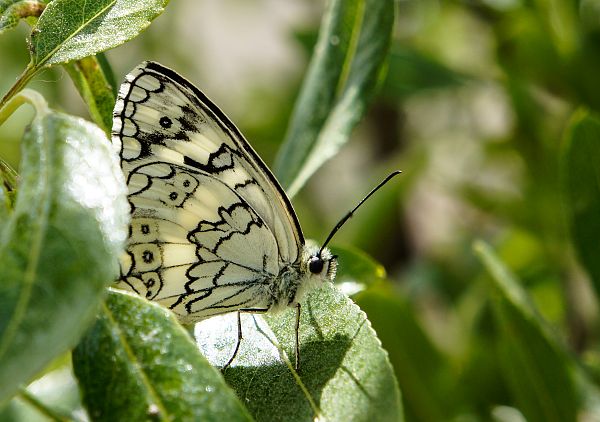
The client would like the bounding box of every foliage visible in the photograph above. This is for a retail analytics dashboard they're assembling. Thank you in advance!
[0,1,400,421]
[3,0,600,421]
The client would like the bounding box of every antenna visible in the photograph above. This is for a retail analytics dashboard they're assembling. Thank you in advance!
[319,170,401,255]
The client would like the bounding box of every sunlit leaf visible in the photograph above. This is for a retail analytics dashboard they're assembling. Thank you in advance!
[196,283,403,422]
[73,290,252,422]
[29,0,169,67]
[0,90,128,402]
[274,0,395,197]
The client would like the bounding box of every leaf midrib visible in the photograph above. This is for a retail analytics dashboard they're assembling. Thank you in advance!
[33,0,117,67]
[253,315,322,418]
[334,0,365,98]
[102,301,171,421]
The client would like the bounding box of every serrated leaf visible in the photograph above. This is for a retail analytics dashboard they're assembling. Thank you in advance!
[29,0,169,67]
[196,283,403,422]
[0,0,46,35]
[274,0,395,197]
[0,100,129,402]
[474,241,579,422]
[561,109,600,294]
[64,54,116,133]
[73,290,252,422]
[355,284,459,421]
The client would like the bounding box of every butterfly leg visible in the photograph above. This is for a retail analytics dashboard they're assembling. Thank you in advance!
[222,312,243,370]
[222,308,269,370]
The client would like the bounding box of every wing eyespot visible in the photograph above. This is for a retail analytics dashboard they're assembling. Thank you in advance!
[142,250,154,263]
[160,116,173,128]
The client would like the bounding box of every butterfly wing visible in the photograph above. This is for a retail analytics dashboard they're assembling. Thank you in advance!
[113,61,304,322]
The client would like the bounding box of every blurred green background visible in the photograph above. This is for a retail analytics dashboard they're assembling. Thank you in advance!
[3,0,600,420]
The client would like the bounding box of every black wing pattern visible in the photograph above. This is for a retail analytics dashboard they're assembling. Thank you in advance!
[112,61,305,322]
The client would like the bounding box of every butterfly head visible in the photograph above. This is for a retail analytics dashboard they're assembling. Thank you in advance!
[304,244,337,282]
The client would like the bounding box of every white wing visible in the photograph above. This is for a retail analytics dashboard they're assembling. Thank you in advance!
[112,61,304,322]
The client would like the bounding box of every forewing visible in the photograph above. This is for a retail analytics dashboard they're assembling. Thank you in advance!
[113,61,303,263]
[112,62,303,322]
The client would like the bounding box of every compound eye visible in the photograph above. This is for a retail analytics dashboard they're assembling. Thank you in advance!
[309,257,324,274]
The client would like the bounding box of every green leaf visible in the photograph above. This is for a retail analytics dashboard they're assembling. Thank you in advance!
[355,284,460,421]
[561,109,600,294]
[0,0,46,35]
[73,290,252,422]
[14,388,74,421]
[64,54,116,133]
[474,240,579,422]
[330,244,385,295]
[0,159,17,216]
[0,90,129,403]
[29,0,169,67]
[197,283,403,421]
[274,0,395,197]
[381,45,467,99]
[0,358,87,421]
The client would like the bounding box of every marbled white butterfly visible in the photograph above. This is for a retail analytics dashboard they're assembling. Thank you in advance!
[112,61,399,368]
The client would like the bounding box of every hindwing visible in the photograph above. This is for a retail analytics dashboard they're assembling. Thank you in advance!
[112,62,304,321]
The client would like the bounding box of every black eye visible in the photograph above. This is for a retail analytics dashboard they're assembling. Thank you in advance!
[309,257,324,274]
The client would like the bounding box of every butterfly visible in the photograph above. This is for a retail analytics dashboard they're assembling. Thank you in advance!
[112,61,399,369]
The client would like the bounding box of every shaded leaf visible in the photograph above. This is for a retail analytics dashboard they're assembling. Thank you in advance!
[0,90,128,402]
[29,0,169,67]
[73,290,252,422]
[381,45,467,99]
[196,283,403,422]
[561,109,600,294]
[64,54,116,133]
[0,158,17,216]
[0,0,46,35]
[274,0,395,197]
[474,241,579,422]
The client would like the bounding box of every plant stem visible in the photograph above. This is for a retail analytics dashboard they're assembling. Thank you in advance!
[0,64,37,113]
[0,88,49,126]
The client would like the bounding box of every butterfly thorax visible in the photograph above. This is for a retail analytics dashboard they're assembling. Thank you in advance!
[266,262,305,313]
